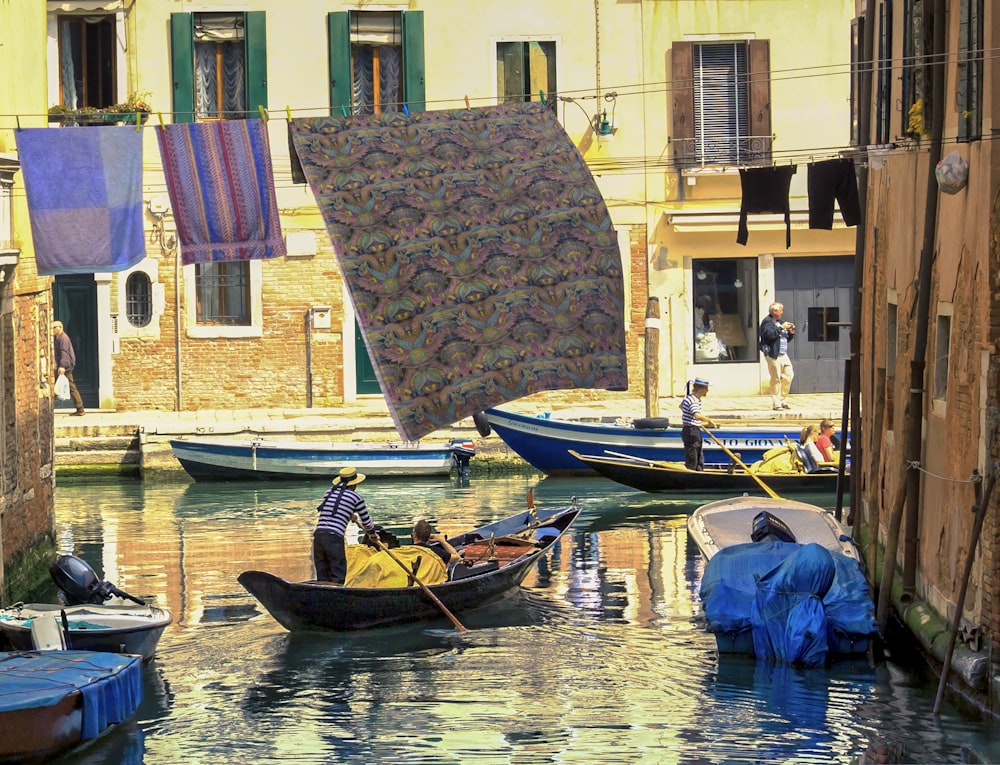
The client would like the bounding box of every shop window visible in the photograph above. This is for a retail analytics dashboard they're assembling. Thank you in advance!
[692,257,758,363]
[125,271,152,328]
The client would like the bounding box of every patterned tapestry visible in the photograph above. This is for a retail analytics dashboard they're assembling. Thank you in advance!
[156,120,285,265]
[290,102,627,441]
[15,126,146,275]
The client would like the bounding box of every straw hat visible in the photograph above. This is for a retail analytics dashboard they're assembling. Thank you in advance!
[332,466,366,486]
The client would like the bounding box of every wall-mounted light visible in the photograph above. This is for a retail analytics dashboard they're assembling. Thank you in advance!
[696,269,707,280]
[733,278,743,288]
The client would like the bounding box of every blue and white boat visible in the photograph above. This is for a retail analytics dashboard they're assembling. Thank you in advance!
[480,407,803,476]
[169,436,476,481]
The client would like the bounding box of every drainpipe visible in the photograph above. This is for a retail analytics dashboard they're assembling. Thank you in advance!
[305,308,314,409]
[901,0,946,602]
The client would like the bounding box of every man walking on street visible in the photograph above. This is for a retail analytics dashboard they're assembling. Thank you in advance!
[52,320,85,415]
[758,302,795,410]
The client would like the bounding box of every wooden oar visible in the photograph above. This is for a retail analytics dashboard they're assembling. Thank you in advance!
[602,449,676,468]
[371,537,469,633]
[699,425,783,500]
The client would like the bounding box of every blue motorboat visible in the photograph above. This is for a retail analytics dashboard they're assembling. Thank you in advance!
[480,407,805,476]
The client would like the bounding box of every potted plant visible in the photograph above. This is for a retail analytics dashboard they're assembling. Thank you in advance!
[47,104,75,125]
[113,93,152,125]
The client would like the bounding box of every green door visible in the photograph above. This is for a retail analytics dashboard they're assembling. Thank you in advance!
[354,319,381,394]
[53,275,98,409]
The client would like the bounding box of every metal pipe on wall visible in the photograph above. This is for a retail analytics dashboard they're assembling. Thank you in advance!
[305,308,314,408]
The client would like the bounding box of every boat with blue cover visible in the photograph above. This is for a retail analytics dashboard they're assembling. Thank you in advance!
[479,407,806,476]
[0,649,143,762]
[688,496,876,666]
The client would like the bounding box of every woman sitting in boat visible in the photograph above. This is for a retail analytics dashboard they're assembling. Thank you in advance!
[412,519,463,565]
[798,425,830,470]
[314,466,378,585]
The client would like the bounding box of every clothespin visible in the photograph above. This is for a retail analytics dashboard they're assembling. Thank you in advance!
[464,95,470,109]
[15,116,20,131]
[402,103,409,117]
[538,90,546,105]
[258,105,268,122]
[157,112,164,127]
[286,105,292,121]
[135,111,141,132]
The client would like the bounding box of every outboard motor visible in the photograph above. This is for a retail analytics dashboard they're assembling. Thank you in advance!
[449,439,476,477]
[49,555,146,606]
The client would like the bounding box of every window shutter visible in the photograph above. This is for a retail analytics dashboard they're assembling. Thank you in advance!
[747,39,771,159]
[402,10,425,112]
[327,12,351,115]
[245,11,268,117]
[671,41,694,167]
[170,13,195,123]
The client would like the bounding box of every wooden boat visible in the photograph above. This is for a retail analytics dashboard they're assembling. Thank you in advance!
[479,407,807,476]
[239,502,581,631]
[0,649,143,762]
[0,602,171,661]
[688,496,876,665]
[569,449,843,494]
[169,435,476,481]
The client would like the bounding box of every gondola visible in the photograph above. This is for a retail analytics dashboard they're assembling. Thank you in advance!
[239,502,580,632]
[569,449,843,494]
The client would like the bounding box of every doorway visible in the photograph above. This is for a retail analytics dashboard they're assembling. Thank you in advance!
[53,275,99,409]
[774,256,853,393]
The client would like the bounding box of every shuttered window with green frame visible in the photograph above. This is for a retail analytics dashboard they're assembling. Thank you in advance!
[169,11,268,123]
[327,10,425,116]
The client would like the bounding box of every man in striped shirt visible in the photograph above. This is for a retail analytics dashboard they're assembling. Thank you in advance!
[313,466,378,585]
[680,378,718,471]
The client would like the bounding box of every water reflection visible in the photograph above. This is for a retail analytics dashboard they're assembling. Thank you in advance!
[45,477,997,765]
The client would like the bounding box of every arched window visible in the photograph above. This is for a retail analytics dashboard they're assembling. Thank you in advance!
[125,271,152,328]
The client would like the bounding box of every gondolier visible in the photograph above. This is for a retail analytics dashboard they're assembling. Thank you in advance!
[680,378,718,471]
[313,466,377,585]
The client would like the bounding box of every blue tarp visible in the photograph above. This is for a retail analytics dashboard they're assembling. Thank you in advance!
[0,650,143,740]
[700,540,876,666]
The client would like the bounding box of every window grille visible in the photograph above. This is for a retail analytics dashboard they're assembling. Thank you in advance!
[125,272,152,328]
[196,261,250,325]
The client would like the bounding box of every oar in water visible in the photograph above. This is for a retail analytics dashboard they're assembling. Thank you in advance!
[371,537,469,633]
[699,425,783,500]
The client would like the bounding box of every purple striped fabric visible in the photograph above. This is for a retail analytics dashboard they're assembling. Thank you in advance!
[156,120,285,265]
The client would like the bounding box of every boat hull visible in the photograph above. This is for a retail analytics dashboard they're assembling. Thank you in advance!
[239,505,580,631]
[572,451,843,494]
[0,603,171,661]
[0,650,142,763]
[170,437,460,480]
[484,408,803,476]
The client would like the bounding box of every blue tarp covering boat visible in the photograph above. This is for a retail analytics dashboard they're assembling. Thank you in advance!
[0,649,142,760]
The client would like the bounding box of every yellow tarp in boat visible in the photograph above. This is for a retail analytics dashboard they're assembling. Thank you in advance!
[344,544,448,588]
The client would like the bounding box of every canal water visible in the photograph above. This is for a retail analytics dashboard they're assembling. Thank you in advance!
[41,476,997,764]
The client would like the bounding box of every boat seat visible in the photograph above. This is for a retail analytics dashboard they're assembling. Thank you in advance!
[460,537,536,564]
[29,612,68,651]
[448,560,500,581]
[795,444,820,474]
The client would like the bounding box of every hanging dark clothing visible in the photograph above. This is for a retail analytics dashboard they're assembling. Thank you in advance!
[737,166,797,249]
[807,159,861,230]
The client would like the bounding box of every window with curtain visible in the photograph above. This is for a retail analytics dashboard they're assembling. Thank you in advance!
[125,272,152,328]
[58,14,116,109]
[194,13,246,119]
[671,40,771,168]
[901,0,929,136]
[875,2,893,144]
[351,12,402,114]
[195,261,250,325]
[496,41,557,114]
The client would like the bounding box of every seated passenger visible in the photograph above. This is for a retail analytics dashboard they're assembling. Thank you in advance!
[816,419,840,462]
[798,425,828,470]
[412,519,463,565]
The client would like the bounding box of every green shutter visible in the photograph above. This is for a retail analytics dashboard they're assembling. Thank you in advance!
[245,11,268,118]
[327,12,351,115]
[170,13,194,123]
[402,10,425,112]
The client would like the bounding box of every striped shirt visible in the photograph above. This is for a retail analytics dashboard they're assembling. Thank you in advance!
[315,486,375,536]
[680,393,702,426]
